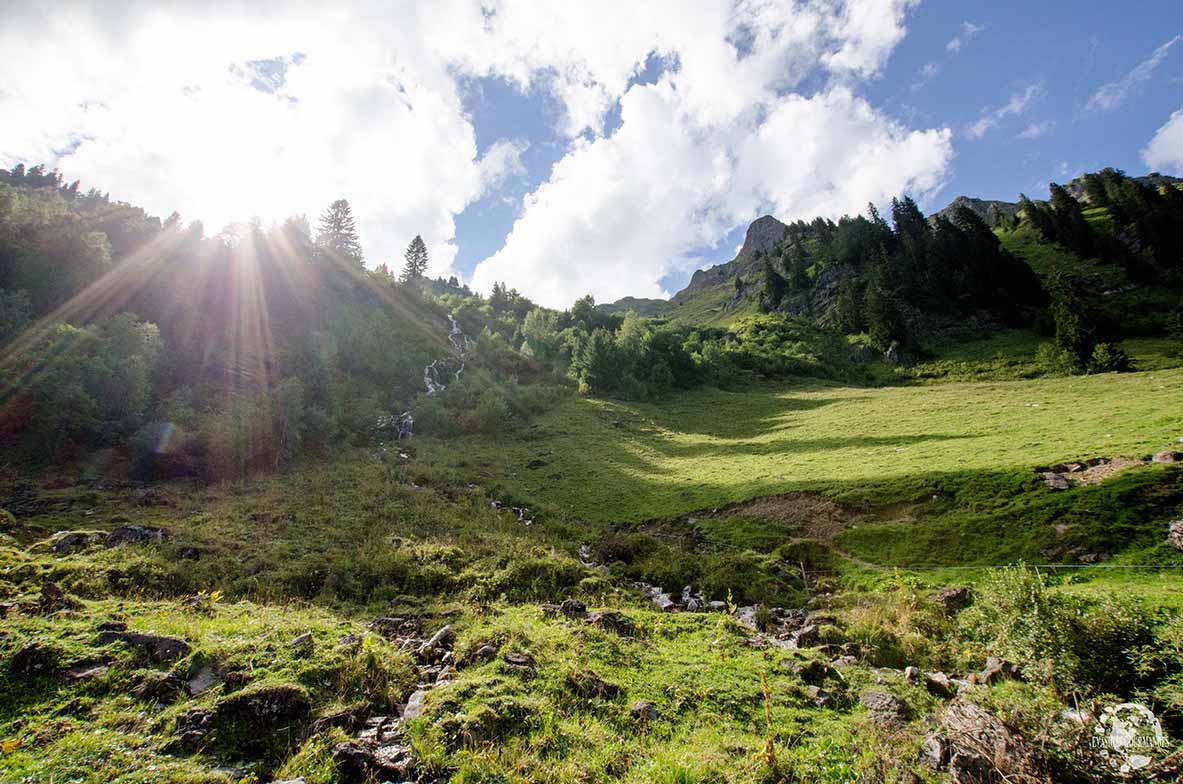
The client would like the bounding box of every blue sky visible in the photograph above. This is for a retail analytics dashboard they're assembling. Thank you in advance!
[4,1,1182,307]
[451,1,1183,297]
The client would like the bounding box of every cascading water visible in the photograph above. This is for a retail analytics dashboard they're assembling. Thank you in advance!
[425,314,470,395]
[375,312,471,446]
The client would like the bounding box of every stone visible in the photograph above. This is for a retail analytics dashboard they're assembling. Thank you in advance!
[707,600,727,612]
[804,685,834,708]
[789,624,821,649]
[289,631,314,654]
[187,664,225,696]
[539,603,561,617]
[133,670,186,702]
[332,740,415,782]
[40,582,81,613]
[50,531,103,554]
[309,707,360,735]
[1167,520,1183,551]
[923,699,1034,782]
[979,657,1020,685]
[402,689,428,720]
[587,610,636,636]
[566,669,621,700]
[797,659,836,686]
[97,630,191,663]
[171,707,214,752]
[861,690,908,727]
[369,616,420,639]
[1152,450,1180,464]
[337,633,364,650]
[270,779,307,784]
[214,684,311,743]
[11,641,61,676]
[503,650,536,670]
[923,672,959,700]
[106,524,168,547]
[468,642,499,664]
[559,598,587,618]
[1040,472,1070,491]
[64,662,110,683]
[904,666,921,683]
[415,624,454,663]
[930,586,973,614]
[630,700,658,722]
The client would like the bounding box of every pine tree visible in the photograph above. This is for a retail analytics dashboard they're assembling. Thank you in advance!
[401,235,428,281]
[315,199,363,266]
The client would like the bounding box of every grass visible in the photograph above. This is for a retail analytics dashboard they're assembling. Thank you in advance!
[421,369,1183,526]
[3,341,1183,781]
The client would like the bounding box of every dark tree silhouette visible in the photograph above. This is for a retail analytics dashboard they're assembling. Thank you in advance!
[401,235,428,281]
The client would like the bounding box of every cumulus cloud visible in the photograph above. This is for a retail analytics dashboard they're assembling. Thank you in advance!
[1087,35,1181,112]
[1,0,953,307]
[946,21,985,54]
[966,83,1042,140]
[1142,108,1183,175]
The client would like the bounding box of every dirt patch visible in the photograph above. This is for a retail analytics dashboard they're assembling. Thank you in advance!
[713,492,856,541]
[1038,456,1145,488]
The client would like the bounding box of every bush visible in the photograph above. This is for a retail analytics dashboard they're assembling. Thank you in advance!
[960,567,1157,694]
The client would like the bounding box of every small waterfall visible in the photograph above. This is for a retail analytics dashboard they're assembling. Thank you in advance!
[423,314,470,396]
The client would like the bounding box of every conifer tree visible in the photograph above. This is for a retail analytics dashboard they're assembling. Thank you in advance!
[401,235,428,281]
[315,199,363,266]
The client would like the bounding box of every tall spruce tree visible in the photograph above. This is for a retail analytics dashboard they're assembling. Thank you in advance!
[401,235,428,281]
[315,199,363,266]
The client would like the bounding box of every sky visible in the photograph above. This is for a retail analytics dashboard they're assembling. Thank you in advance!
[2,1,1182,309]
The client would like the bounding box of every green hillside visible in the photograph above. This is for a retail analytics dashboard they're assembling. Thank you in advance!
[4,163,1183,783]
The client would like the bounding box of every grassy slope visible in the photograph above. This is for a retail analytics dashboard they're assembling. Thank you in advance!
[422,369,1183,525]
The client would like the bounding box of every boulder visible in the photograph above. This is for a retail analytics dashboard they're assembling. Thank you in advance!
[931,586,973,614]
[1167,520,1183,551]
[502,651,536,670]
[288,632,314,655]
[49,531,104,554]
[795,659,836,686]
[804,685,834,708]
[566,669,621,699]
[171,707,214,752]
[923,671,959,700]
[309,707,361,735]
[1152,450,1180,464]
[133,670,186,702]
[214,684,311,745]
[11,640,62,676]
[369,616,420,639]
[414,624,454,663]
[332,740,415,783]
[40,582,81,613]
[587,610,636,636]
[64,662,110,684]
[97,630,191,663]
[861,690,909,727]
[467,642,499,664]
[402,689,428,720]
[978,657,1021,685]
[559,598,587,619]
[630,700,658,722]
[106,524,168,547]
[1040,472,1071,491]
[922,699,1035,782]
[187,663,225,696]
[789,624,821,649]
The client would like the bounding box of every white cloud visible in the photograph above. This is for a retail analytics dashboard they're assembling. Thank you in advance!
[1086,35,1181,112]
[1,0,951,307]
[966,83,1042,140]
[946,21,985,54]
[1142,108,1183,175]
[1016,120,1055,140]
